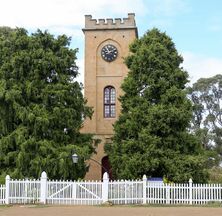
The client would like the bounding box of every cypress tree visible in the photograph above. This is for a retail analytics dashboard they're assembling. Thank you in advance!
[0,28,94,180]
[106,28,208,182]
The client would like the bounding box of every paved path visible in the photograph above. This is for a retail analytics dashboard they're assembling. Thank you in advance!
[1,205,222,216]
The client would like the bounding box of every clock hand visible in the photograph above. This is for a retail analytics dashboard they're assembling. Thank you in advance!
[110,49,115,54]
[104,47,109,54]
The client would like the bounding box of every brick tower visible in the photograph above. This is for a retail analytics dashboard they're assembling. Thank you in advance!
[82,14,138,179]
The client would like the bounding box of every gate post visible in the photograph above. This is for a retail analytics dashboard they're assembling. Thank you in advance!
[40,171,47,204]
[5,175,10,204]
[189,178,193,205]
[102,172,109,203]
[143,175,147,204]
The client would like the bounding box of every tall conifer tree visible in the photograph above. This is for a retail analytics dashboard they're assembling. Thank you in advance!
[106,28,208,182]
[0,28,93,180]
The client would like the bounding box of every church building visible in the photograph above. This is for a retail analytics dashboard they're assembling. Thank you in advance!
[81,14,138,180]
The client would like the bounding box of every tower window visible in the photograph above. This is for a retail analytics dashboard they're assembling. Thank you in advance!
[104,86,116,118]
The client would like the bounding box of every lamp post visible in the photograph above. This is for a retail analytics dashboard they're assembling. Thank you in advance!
[71,153,109,173]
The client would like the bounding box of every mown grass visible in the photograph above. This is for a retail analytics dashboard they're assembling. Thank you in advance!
[1,202,222,209]
[0,204,12,208]
[99,202,222,208]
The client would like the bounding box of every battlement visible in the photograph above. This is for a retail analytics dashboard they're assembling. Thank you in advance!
[84,13,136,30]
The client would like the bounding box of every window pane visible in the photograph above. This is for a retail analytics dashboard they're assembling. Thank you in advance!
[110,88,115,103]
[110,105,115,117]
[104,88,110,104]
[104,105,110,117]
[104,95,110,104]
[105,88,109,94]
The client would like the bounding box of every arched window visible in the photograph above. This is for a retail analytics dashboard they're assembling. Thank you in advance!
[104,86,116,118]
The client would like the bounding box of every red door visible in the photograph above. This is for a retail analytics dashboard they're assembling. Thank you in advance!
[101,156,113,180]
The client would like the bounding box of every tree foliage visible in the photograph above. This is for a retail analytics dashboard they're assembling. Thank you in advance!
[188,74,222,157]
[106,28,208,183]
[0,27,94,180]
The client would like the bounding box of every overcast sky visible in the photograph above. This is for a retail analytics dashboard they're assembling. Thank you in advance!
[1,0,222,85]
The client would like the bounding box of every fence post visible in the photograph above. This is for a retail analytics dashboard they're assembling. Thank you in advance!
[5,175,10,204]
[102,172,109,203]
[189,178,193,205]
[143,174,147,204]
[40,171,47,204]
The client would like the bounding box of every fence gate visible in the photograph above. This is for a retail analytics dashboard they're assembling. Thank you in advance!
[47,180,103,205]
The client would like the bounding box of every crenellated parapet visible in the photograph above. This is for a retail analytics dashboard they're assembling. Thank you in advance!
[84,13,136,30]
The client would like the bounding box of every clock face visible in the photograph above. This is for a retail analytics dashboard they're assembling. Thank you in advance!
[101,44,118,62]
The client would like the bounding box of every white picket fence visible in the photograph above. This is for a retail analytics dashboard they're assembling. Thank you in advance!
[0,172,222,205]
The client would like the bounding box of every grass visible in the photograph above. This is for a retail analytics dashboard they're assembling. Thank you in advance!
[1,202,222,209]
[26,204,51,208]
[0,204,50,209]
[98,202,222,208]
[0,204,12,208]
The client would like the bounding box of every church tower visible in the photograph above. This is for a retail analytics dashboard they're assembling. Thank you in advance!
[82,14,138,179]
